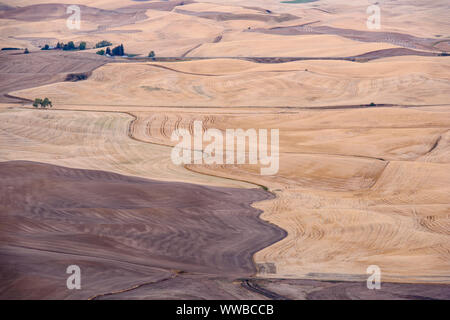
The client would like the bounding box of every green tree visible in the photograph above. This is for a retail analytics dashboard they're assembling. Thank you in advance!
[148,51,155,59]
[41,44,50,50]
[63,41,76,51]
[112,44,124,56]
[41,97,52,108]
[32,98,52,108]
[79,42,86,50]
[24,48,29,54]
[33,98,42,108]
[96,49,105,55]
[106,47,111,55]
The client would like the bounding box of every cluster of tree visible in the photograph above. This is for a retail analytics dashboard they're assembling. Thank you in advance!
[33,98,52,108]
[39,41,87,51]
[95,40,112,48]
[60,41,86,51]
[65,72,89,82]
[96,44,125,57]
[97,47,112,56]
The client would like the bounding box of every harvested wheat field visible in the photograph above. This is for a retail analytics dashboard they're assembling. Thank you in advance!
[0,0,449,301]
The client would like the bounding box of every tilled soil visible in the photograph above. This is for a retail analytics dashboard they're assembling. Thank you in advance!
[0,160,285,299]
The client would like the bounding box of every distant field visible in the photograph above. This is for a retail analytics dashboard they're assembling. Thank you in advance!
[281,0,318,3]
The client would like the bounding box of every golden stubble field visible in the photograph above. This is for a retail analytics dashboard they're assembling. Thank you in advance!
[1,0,449,289]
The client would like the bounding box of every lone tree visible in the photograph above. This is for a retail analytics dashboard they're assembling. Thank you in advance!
[41,44,50,50]
[42,97,52,108]
[63,41,76,51]
[111,44,124,56]
[24,48,29,54]
[33,98,42,107]
[96,49,105,55]
[79,42,86,50]
[148,51,155,59]
[105,47,111,55]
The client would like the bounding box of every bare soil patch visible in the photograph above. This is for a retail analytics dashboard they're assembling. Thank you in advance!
[249,25,445,51]
[174,8,298,23]
[0,160,285,299]
[0,50,108,102]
